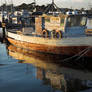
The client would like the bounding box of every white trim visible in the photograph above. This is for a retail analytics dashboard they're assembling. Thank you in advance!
[7,32,92,46]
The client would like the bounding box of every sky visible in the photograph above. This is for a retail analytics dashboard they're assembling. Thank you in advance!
[0,0,92,9]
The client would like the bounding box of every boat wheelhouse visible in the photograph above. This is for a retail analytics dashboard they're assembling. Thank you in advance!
[41,14,87,38]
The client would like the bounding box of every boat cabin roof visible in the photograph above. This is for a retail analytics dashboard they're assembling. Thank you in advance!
[42,13,87,18]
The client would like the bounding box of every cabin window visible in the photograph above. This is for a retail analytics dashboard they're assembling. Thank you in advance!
[45,17,50,22]
[66,16,87,27]
[61,18,65,26]
[80,17,87,26]
[87,18,92,29]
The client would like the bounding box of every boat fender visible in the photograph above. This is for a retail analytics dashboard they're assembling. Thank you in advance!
[55,30,62,39]
[42,29,49,38]
[0,22,2,27]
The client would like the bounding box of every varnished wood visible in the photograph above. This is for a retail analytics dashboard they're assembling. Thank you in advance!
[7,37,92,57]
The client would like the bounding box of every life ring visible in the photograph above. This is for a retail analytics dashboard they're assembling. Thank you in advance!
[42,29,49,38]
[55,30,62,39]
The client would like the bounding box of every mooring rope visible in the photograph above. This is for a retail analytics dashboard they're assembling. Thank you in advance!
[75,47,92,61]
[62,47,92,62]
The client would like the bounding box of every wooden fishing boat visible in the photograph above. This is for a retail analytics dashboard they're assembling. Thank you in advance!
[6,13,92,58]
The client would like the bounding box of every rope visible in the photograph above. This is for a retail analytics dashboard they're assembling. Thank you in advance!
[62,47,92,62]
[75,47,92,61]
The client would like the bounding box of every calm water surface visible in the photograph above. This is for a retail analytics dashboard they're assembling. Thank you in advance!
[0,34,92,92]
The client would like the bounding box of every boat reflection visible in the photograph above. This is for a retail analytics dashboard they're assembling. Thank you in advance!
[7,44,92,92]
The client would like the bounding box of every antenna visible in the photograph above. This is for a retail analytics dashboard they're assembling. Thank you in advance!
[33,0,36,12]
[10,0,14,13]
[44,0,61,15]
[1,0,7,13]
[33,0,36,8]
[1,0,4,21]
[34,0,36,5]
[1,0,3,11]
[52,0,54,4]
[5,0,9,18]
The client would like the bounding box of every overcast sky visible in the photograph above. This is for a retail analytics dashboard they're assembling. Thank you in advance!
[0,0,92,9]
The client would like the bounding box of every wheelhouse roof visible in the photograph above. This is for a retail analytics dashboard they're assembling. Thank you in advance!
[41,13,87,18]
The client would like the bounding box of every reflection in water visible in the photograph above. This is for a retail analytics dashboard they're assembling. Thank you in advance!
[0,28,3,43]
[7,44,92,92]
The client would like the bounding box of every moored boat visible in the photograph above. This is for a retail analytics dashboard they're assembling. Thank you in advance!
[6,13,92,58]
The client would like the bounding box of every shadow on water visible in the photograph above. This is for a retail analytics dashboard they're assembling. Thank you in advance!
[0,28,8,44]
[0,34,3,43]
[5,44,92,92]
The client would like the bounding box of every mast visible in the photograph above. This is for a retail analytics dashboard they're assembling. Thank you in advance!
[1,0,3,15]
[44,0,61,15]
[34,0,36,6]
[10,0,14,13]
[52,0,54,4]
[52,0,54,14]
[1,0,3,22]
[5,0,9,18]
[1,0,7,20]
[33,0,36,12]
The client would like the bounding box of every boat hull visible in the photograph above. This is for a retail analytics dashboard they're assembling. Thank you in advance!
[7,37,92,57]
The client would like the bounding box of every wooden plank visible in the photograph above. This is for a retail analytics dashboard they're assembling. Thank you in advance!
[7,37,92,57]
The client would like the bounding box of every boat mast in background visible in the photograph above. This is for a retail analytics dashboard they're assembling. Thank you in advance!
[33,0,36,12]
[34,0,36,6]
[10,0,14,13]
[44,0,61,15]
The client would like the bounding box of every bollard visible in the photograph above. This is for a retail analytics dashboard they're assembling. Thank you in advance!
[2,23,6,39]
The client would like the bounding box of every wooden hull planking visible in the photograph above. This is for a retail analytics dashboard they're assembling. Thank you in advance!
[7,37,92,57]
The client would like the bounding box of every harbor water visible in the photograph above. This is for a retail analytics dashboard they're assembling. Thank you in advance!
[0,29,92,92]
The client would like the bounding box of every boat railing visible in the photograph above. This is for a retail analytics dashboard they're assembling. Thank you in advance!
[6,23,22,30]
